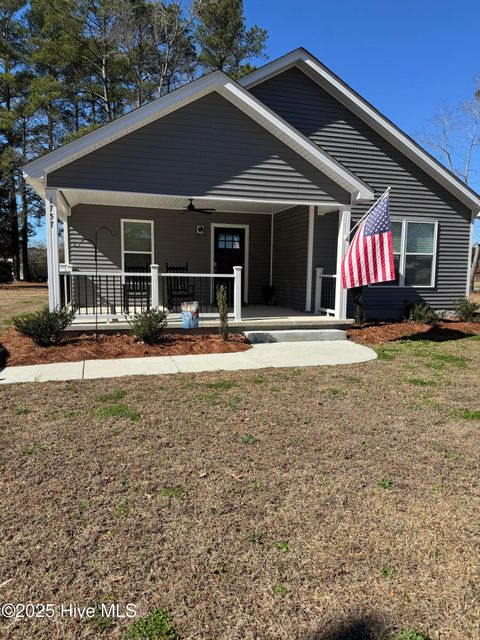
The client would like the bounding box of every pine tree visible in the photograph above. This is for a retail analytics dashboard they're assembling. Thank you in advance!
[195,0,267,78]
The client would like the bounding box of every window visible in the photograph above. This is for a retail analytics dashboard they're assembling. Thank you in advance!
[217,232,241,249]
[122,220,153,272]
[374,220,437,287]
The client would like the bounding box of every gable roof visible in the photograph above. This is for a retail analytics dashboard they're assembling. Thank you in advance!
[23,69,373,203]
[239,48,480,214]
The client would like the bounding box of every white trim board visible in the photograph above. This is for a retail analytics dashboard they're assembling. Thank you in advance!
[210,223,249,303]
[23,71,373,204]
[240,48,480,214]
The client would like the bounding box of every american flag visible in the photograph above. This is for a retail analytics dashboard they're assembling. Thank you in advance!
[341,191,395,289]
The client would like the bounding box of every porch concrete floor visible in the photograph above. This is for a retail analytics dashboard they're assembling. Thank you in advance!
[68,305,353,332]
[0,340,376,384]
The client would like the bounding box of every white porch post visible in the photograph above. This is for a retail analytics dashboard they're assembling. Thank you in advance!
[335,207,351,320]
[150,264,159,308]
[45,188,61,310]
[233,266,242,321]
[305,205,315,311]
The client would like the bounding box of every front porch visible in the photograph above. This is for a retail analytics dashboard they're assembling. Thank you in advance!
[66,303,353,332]
[47,190,352,328]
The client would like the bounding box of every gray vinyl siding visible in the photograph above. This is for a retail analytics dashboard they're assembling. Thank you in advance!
[49,92,349,205]
[251,67,472,318]
[68,204,272,305]
[272,206,308,310]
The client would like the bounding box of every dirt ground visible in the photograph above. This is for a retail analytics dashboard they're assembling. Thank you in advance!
[1,331,479,639]
[0,329,251,366]
[0,283,48,332]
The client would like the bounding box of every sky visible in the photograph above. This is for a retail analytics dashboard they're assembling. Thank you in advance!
[244,0,480,242]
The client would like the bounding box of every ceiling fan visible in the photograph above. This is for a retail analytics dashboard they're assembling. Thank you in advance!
[182,198,216,215]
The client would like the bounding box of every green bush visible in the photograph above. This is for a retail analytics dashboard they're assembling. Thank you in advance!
[453,296,480,322]
[404,302,439,326]
[127,308,168,344]
[13,305,75,346]
[216,283,229,341]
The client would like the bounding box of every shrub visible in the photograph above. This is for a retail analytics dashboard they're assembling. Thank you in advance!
[453,296,480,322]
[13,305,74,346]
[216,283,229,340]
[404,302,439,325]
[127,308,168,344]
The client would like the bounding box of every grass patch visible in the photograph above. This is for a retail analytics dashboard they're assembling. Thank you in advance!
[157,486,186,500]
[206,380,236,391]
[114,498,128,518]
[407,378,435,387]
[246,532,263,544]
[14,407,31,415]
[95,389,127,403]
[275,540,289,552]
[272,584,287,595]
[123,608,177,640]
[95,404,140,422]
[240,434,257,445]
[381,565,396,578]
[21,443,44,456]
[395,631,430,640]
[377,478,394,490]
[328,387,341,397]
[374,346,397,361]
[455,408,480,421]
[429,353,469,368]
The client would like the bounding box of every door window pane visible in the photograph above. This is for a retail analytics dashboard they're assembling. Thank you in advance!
[124,221,152,252]
[218,232,241,249]
[405,255,433,286]
[406,222,434,253]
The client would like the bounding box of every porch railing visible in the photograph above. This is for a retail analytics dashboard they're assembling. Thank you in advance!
[314,267,336,316]
[58,264,242,321]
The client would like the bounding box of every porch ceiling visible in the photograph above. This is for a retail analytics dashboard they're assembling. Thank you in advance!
[60,189,340,215]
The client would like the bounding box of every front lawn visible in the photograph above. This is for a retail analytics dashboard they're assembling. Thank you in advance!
[0,334,479,639]
[0,284,48,333]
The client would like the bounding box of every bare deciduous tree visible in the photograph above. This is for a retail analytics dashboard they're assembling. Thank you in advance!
[421,97,480,291]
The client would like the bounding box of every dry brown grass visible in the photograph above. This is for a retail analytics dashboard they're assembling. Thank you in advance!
[0,333,479,639]
[0,284,48,333]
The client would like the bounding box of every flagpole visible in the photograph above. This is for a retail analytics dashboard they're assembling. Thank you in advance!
[344,187,391,242]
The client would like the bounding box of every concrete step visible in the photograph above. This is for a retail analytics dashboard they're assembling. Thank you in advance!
[244,329,347,344]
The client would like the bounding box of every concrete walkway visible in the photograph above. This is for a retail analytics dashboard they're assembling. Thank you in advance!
[0,341,376,384]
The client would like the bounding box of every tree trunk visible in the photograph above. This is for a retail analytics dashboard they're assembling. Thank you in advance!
[470,243,480,293]
[20,174,30,281]
[352,286,366,324]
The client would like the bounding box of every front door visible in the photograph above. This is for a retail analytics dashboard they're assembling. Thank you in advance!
[214,227,245,305]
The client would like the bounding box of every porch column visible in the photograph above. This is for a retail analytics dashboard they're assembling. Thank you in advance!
[233,266,242,321]
[334,207,351,320]
[150,264,159,308]
[45,188,61,310]
[305,205,315,311]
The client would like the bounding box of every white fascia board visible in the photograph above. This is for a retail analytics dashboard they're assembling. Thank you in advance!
[23,67,373,203]
[240,49,480,213]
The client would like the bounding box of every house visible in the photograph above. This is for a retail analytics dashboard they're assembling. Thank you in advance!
[23,48,480,326]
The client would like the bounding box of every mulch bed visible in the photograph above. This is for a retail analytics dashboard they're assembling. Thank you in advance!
[0,327,251,367]
[347,319,480,345]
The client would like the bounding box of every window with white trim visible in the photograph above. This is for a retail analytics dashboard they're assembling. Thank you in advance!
[375,220,437,287]
[122,220,153,272]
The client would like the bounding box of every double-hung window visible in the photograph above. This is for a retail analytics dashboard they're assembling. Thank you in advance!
[376,219,437,287]
[122,220,153,272]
